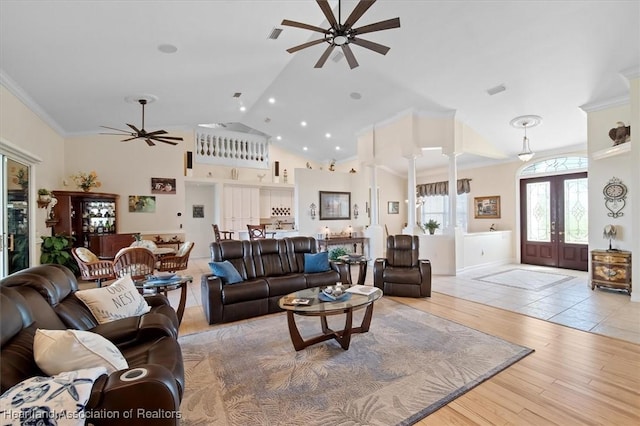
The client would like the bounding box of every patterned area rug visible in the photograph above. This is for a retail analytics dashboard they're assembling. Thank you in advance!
[475,268,575,290]
[179,298,533,425]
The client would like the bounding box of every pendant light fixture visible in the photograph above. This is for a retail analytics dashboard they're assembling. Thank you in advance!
[510,115,542,162]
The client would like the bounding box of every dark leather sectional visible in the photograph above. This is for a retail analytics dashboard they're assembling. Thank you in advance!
[1,264,184,426]
[201,236,350,324]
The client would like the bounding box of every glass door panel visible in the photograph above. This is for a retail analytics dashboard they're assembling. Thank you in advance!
[4,158,30,275]
[526,181,550,242]
[564,178,588,244]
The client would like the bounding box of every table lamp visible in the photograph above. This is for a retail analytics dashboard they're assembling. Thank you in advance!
[603,224,617,251]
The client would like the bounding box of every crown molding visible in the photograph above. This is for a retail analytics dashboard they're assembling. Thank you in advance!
[0,69,67,137]
[620,65,640,81]
[579,95,630,113]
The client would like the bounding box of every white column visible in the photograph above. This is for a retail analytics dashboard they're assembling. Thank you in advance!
[403,155,423,235]
[447,153,459,234]
[365,164,384,260]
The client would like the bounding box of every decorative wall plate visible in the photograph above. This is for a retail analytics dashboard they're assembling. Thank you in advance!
[603,177,627,218]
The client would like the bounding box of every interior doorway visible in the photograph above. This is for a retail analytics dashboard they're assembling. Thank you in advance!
[520,172,588,271]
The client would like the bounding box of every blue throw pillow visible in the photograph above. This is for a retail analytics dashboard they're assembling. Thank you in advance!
[209,260,243,284]
[304,252,331,273]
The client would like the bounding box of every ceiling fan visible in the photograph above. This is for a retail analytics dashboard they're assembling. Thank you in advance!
[100,99,183,146]
[282,0,400,69]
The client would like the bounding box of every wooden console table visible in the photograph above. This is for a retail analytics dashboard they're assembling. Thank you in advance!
[318,237,369,255]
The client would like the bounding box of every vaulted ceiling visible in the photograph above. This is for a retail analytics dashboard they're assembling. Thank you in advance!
[1,1,638,174]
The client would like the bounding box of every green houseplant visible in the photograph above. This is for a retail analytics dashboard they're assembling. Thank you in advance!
[424,219,440,235]
[40,234,78,274]
[37,188,51,202]
[328,247,348,261]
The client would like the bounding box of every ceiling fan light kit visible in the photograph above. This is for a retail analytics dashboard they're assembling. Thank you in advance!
[100,96,183,147]
[282,0,400,69]
[510,115,542,162]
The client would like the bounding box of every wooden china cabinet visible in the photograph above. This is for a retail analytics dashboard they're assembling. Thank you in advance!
[51,190,131,258]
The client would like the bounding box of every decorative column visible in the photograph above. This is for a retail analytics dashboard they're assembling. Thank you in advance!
[403,155,422,235]
[364,164,384,260]
[447,153,459,234]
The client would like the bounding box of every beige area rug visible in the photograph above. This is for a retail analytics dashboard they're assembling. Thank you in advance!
[179,298,533,425]
[475,268,575,291]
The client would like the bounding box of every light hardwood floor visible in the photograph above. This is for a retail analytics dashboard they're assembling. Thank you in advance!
[91,260,640,424]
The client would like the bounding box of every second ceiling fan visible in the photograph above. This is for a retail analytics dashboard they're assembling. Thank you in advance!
[101,98,183,146]
[282,0,400,69]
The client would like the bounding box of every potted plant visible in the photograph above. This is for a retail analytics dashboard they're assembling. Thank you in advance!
[37,188,51,202]
[424,219,440,235]
[329,247,348,261]
[40,234,79,274]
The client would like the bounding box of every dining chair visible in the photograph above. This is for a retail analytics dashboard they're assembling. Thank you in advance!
[71,247,115,287]
[157,241,195,273]
[212,224,234,242]
[247,224,267,240]
[113,247,156,281]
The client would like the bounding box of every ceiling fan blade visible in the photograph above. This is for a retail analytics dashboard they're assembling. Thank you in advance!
[145,139,156,146]
[281,19,328,34]
[351,37,390,55]
[343,0,377,29]
[286,38,327,53]
[342,44,359,69]
[121,136,139,142]
[314,44,336,68]
[126,123,141,134]
[101,132,134,136]
[151,135,183,141]
[145,129,168,136]
[316,0,338,28]
[352,17,400,35]
[100,125,131,134]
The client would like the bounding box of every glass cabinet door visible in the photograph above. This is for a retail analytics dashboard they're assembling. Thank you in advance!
[2,157,31,275]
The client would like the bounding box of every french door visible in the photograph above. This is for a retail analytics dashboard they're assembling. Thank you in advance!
[1,155,31,277]
[520,172,588,271]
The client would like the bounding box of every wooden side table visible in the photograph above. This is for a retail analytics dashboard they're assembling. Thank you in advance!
[591,250,632,295]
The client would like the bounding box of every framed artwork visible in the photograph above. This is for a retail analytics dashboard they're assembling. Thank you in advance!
[319,191,351,220]
[151,177,176,194]
[388,201,399,214]
[128,196,156,213]
[192,204,204,218]
[474,195,501,219]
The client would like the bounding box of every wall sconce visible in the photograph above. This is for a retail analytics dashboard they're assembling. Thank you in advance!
[353,204,359,219]
[309,203,317,220]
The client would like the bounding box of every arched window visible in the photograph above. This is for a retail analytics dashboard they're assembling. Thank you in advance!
[520,156,588,176]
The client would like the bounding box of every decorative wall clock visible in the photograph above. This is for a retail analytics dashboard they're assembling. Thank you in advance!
[603,177,627,218]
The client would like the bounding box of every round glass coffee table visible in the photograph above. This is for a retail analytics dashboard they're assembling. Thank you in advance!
[278,285,382,351]
[135,275,192,325]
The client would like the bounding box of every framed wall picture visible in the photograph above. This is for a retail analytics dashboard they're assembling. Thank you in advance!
[151,177,176,194]
[319,191,351,220]
[474,195,501,219]
[192,204,204,218]
[388,201,399,214]
[128,196,156,213]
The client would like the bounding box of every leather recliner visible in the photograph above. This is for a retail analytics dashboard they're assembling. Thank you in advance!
[373,235,432,298]
[1,265,184,426]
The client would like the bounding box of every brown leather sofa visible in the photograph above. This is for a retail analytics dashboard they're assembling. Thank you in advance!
[201,236,350,324]
[373,235,432,298]
[1,264,184,425]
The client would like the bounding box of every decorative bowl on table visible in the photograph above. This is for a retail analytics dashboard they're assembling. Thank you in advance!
[151,272,177,280]
[348,253,363,260]
[319,285,350,302]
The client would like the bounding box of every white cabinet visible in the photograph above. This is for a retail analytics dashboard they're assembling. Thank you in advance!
[267,189,293,217]
[223,186,260,231]
[259,189,272,218]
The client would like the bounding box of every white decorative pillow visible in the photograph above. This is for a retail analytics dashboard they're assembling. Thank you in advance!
[75,247,99,263]
[75,275,151,324]
[0,367,106,426]
[34,329,128,375]
[0,367,105,426]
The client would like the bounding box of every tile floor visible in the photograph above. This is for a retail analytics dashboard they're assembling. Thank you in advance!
[133,257,640,344]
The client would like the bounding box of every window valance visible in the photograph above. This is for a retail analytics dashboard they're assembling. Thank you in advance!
[417,178,471,197]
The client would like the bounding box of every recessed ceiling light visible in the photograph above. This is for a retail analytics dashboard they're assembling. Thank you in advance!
[300,121,307,127]
[239,105,246,112]
[303,146,308,151]
[276,136,282,140]
[325,133,331,138]
[158,44,178,54]
[335,146,340,150]
[350,92,362,100]
[268,97,276,104]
